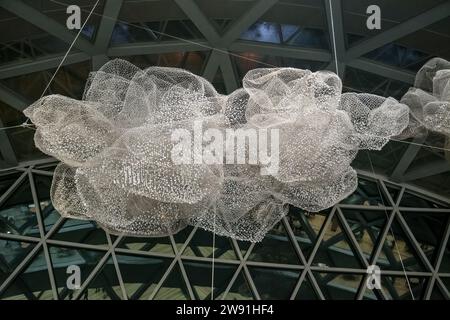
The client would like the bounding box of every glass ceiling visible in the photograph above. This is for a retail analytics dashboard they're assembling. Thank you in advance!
[0,0,449,300]
[0,0,449,200]
[0,162,449,300]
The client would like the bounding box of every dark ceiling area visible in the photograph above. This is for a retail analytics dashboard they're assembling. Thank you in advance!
[0,0,449,300]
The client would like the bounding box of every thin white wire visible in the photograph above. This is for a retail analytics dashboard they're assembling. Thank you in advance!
[326,0,414,300]
[48,0,279,69]
[0,0,450,151]
[0,3,444,299]
[4,0,446,157]
[21,0,100,126]
[0,0,450,156]
[366,151,415,300]
[211,211,216,300]
[40,0,101,100]
[327,0,340,76]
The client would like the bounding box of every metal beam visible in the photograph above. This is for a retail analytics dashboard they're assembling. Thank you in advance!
[107,40,209,57]
[348,58,415,84]
[219,54,239,93]
[230,41,331,61]
[324,0,346,78]
[0,0,96,55]
[202,51,221,82]
[403,159,450,182]
[390,134,428,182]
[0,118,18,166]
[91,54,110,71]
[94,0,123,53]
[220,0,278,47]
[0,52,91,80]
[346,1,450,61]
[0,83,30,111]
[174,0,221,46]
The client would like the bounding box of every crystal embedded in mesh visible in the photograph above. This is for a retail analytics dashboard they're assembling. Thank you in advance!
[397,57,450,138]
[24,59,410,242]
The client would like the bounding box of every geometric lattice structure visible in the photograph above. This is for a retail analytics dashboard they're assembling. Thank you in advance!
[1,0,450,300]
[1,161,449,300]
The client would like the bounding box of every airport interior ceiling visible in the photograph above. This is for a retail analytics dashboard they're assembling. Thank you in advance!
[0,0,449,300]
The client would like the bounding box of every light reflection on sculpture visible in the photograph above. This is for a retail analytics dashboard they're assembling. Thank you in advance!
[24,58,450,242]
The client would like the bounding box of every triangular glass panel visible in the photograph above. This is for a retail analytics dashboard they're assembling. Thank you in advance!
[281,24,300,44]
[153,264,191,300]
[118,236,173,255]
[50,219,108,247]
[381,276,428,300]
[115,253,172,300]
[294,275,319,300]
[0,171,23,196]
[78,257,123,300]
[48,245,106,300]
[214,237,238,260]
[236,240,252,259]
[183,261,237,300]
[341,178,390,206]
[33,174,52,204]
[41,203,60,234]
[0,14,75,65]
[430,284,446,300]
[289,206,331,260]
[0,178,40,238]
[439,232,450,273]
[110,21,161,45]
[312,272,363,300]
[173,226,194,253]
[441,277,450,295]
[0,249,53,300]
[247,221,300,265]
[222,271,254,300]
[212,69,226,94]
[311,214,364,269]
[240,21,282,44]
[400,211,447,266]
[183,51,209,75]
[213,19,233,33]
[375,216,428,272]
[0,239,36,284]
[384,182,402,205]
[160,20,204,41]
[183,228,237,260]
[399,191,447,209]
[32,174,61,233]
[361,286,385,300]
[33,164,56,173]
[248,267,300,299]
[340,209,388,262]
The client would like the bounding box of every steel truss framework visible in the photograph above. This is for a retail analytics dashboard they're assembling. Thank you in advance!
[0,160,449,300]
[0,1,449,300]
[0,0,449,188]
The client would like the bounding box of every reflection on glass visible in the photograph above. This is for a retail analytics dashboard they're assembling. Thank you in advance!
[183,262,237,300]
[49,245,105,300]
[249,267,299,299]
[116,254,171,300]
[0,239,36,284]
[0,250,52,300]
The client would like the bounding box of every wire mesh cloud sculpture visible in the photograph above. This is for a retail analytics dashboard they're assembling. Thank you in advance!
[24,59,412,242]
[398,57,450,138]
